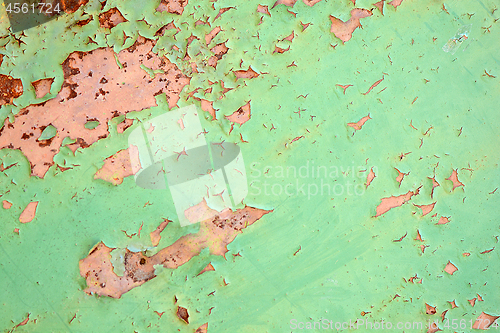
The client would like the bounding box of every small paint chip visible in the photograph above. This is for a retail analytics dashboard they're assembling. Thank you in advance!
[447,169,464,191]
[197,263,215,276]
[31,78,54,99]
[375,190,415,217]
[195,323,208,333]
[154,311,165,318]
[176,306,189,324]
[19,201,39,223]
[425,303,436,315]
[347,114,371,131]
[388,0,404,9]
[330,8,373,43]
[2,200,12,209]
[365,167,376,187]
[257,4,271,16]
[226,101,251,125]
[444,261,458,275]
[436,216,450,225]
[150,219,171,247]
[234,67,260,80]
[415,202,436,216]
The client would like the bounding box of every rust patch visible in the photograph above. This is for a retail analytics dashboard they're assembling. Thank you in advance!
[19,201,39,223]
[200,99,217,120]
[303,0,322,6]
[0,74,23,106]
[436,216,450,224]
[195,323,208,333]
[472,312,500,329]
[156,0,188,14]
[373,0,384,14]
[226,101,251,125]
[388,0,403,9]
[375,190,416,217]
[447,169,464,191]
[197,262,215,276]
[272,0,298,8]
[257,4,271,16]
[208,43,229,68]
[425,303,437,315]
[58,0,89,14]
[330,8,372,43]
[365,167,376,187]
[347,114,371,131]
[79,205,271,298]
[98,7,127,29]
[150,219,171,247]
[234,67,260,80]
[205,26,222,45]
[0,36,190,178]
[444,261,458,275]
[94,149,136,185]
[176,306,189,324]
[31,78,54,99]
[395,168,408,186]
[414,202,435,216]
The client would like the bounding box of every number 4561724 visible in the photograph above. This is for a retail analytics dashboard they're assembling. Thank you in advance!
[5,2,61,14]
